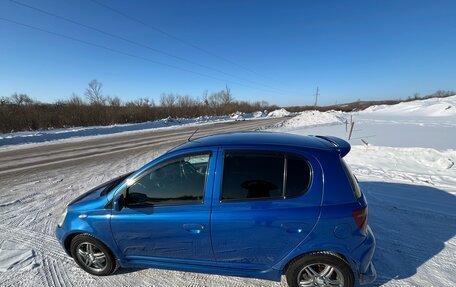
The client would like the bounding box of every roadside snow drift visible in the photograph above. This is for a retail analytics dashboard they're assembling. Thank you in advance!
[0,111,270,147]
[267,108,291,117]
[275,110,345,129]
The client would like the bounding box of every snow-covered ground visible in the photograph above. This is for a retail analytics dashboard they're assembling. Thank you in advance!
[0,96,455,286]
[281,96,456,149]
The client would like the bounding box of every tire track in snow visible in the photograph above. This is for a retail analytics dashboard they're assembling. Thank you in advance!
[0,226,71,264]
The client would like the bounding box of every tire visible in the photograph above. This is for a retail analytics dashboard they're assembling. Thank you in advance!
[70,234,118,276]
[285,252,354,287]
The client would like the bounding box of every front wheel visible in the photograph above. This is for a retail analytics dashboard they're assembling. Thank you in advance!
[285,252,354,287]
[70,234,117,276]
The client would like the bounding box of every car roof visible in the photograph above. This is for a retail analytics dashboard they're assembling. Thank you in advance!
[171,131,335,152]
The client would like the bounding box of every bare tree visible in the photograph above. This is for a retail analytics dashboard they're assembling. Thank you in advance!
[160,93,176,107]
[10,93,33,106]
[107,95,121,107]
[68,93,84,106]
[220,85,234,105]
[202,90,209,106]
[176,95,196,108]
[0,96,10,106]
[259,100,269,108]
[85,79,105,105]
[137,97,154,107]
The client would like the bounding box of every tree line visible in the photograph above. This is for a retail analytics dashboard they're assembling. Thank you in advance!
[0,80,275,133]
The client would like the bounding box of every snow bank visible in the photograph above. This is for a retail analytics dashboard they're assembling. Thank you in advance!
[275,110,345,129]
[267,108,290,117]
[253,110,268,118]
[230,111,244,120]
[362,95,456,117]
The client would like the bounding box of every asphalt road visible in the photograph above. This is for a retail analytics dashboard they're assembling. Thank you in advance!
[0,117,285,177]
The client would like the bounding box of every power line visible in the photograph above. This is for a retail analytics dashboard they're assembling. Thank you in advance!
[0,16,281,93]
[7,0,287,95]
[87,0,279,83]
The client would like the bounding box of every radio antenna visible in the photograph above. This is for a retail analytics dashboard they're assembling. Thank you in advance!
[187,128,199,142]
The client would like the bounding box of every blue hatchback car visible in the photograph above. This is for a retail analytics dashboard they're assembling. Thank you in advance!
[56,132,376,287]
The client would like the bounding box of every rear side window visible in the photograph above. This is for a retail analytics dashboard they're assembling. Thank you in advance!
[222,153,284,200]
[341,159,362,199]
[221,152,312,201]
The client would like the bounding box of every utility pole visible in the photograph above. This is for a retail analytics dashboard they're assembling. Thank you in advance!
[314,86,320,108]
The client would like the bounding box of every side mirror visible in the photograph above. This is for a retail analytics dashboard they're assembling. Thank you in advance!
[113,194,125,211]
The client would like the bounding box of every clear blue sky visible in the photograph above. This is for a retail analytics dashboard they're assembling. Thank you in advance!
[1,0,455,106]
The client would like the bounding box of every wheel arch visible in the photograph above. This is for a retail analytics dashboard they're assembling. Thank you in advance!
[64,232,82,257]
[64,231,114,258]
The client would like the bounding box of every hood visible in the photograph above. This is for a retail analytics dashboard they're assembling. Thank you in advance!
[69,172,133,206]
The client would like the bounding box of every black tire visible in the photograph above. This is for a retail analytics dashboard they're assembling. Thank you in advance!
[70,234,118,276]
[285,252,354,287]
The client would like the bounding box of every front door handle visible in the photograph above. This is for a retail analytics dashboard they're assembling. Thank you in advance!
[183,223,205,234]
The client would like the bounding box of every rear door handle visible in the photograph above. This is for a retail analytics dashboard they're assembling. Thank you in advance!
[282,223,309,234]
[183,223,205,234]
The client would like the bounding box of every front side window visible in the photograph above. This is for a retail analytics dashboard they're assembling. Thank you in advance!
[222,152,285,200]
[126,153,210,206]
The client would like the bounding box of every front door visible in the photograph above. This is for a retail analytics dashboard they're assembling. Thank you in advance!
[110,151,215,262]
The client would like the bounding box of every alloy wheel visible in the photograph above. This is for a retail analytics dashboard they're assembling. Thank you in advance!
[297,263,344,287]
[76,242,107,272]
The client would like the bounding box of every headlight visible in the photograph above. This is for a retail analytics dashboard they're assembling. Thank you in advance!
[57,207,68,227]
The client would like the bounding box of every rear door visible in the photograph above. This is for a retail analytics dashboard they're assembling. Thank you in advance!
[210,147,323,270]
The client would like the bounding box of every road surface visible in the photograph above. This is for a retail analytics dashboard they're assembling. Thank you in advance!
[0,117,284,177]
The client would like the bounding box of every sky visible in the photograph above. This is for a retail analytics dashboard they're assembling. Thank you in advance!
[0,0,455,106]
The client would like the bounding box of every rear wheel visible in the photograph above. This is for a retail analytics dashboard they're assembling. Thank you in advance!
[70,234,117,276]
[285,252,354,287]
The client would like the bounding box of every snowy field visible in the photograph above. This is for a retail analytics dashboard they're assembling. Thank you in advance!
[0,96,455,286]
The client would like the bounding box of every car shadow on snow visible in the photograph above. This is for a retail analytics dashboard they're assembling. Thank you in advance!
[360,181,456,286]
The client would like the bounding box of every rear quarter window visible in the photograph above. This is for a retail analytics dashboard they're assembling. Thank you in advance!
[286,156,312,197]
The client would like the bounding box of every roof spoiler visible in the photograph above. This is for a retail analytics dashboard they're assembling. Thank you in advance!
[313,135,351,157]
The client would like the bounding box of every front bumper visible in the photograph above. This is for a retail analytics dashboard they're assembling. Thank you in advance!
[55,226,71,256]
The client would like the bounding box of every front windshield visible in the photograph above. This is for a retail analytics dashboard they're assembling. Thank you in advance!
[101,172,134,196]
